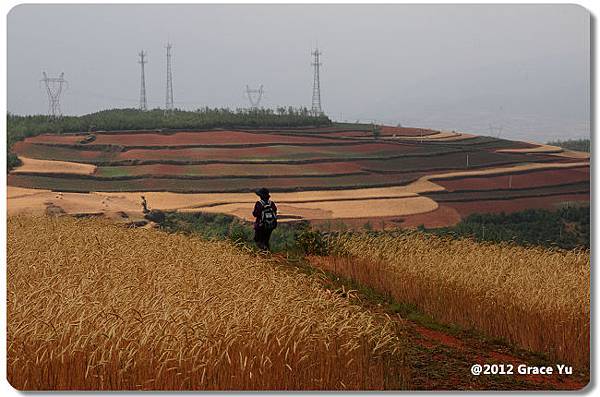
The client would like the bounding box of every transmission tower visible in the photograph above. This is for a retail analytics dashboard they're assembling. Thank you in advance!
[311,46,322,115]
[165,43,174,114]
[489,123,503,138]
[138,50,148,111]
[245,85,264,109]
[41,72,68,118]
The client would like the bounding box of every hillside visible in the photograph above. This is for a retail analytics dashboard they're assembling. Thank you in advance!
[7,114,590,229]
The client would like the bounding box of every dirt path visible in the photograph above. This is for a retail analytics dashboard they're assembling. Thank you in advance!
[297,257,589,391]
[403,320,588,390]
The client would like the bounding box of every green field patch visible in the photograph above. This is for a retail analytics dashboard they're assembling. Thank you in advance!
[8,171,425,193]
[94,162,365,178]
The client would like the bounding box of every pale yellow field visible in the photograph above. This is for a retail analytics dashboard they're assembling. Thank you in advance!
[7,186,51,199]
[496,142,563,154]
[7,187,139,217]
[183,196,438,221]
[550,150,591,160]
[13,156,97,175]
[383,131,474,141]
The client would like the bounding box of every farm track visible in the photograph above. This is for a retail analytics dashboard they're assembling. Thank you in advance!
[298,254,589,390]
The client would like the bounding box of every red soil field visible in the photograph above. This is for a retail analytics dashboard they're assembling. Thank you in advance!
[310,205,463,231]
[92,130,345,146]
[117,142,417,162]
[311,131,374,138]
[399,205,463,228]
[445,193,590,218]
[435,166,590,191]
[22,131,346,147]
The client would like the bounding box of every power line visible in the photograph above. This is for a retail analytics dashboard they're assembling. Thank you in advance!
[41,72,68,118]
[138,50,148,111]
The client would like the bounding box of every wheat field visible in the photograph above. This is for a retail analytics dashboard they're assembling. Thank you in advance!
[7,216,408,390]
[309,232,590,368]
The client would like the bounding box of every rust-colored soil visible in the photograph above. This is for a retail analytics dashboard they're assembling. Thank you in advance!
[424,161,590,182]
[399,205,462,228]
[436,166,590,191]
[446,193,590,217]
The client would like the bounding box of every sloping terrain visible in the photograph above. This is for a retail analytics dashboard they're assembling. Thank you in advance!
[7,125,589,225]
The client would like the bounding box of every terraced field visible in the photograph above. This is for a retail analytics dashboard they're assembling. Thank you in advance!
[7,125,590,226]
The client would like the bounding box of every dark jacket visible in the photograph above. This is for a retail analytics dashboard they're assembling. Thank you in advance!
[253,199,277,229]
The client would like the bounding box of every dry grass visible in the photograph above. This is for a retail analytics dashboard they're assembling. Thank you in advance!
[7,216,408,390]
[309,232,590,368]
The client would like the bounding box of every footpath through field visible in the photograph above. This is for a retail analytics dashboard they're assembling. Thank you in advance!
[280,254,589,391]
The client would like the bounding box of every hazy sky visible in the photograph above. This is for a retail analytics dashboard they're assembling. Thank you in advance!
[7,4,590,141]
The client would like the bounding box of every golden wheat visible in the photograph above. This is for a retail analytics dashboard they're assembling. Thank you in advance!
[309,232,589,368]
[7,216,408,390]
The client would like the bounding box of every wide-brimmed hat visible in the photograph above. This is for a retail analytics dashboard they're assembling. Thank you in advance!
[255,187,270,199]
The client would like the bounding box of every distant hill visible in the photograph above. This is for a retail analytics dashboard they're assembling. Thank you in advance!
[547,138,590,153]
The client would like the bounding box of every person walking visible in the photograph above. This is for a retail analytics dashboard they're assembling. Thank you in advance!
[252,187,277,251]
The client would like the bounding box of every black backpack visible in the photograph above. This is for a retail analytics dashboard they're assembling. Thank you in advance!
[259,200,277,230]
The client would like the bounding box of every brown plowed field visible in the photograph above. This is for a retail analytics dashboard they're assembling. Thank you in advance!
[435,166,590,191]
[425,181,589,203]
[398,205,463,228]
[445,193,590,217]
[95,130,346,145]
